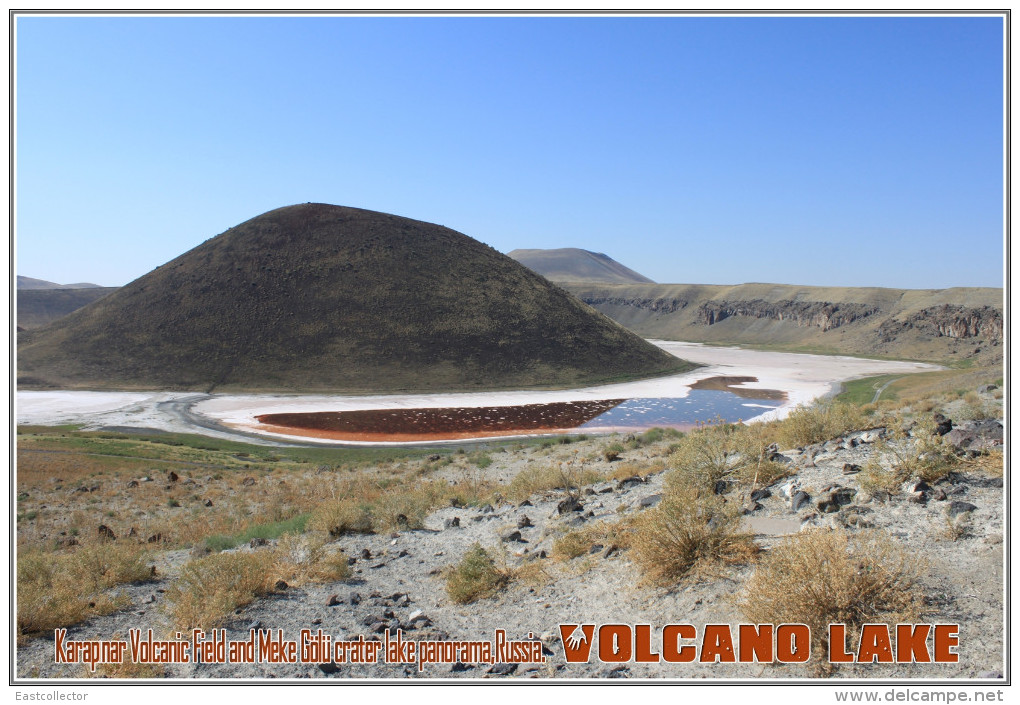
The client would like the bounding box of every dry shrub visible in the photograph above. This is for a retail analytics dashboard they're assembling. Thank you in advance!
[165,550,277,631]
[898,419,959,483]
[668,423,788,492]
[608,459,666,482]
[273,533,352,585]
[963,449,1003,478]
[17,543,152,638]
[444,543,513,604]
[504,463,604,504]
[772,401,868,448]
[553,520,630,561]
[857,456,909,499]
[739,529,924,673]
[631,484,756,586]
[308,498,374,536]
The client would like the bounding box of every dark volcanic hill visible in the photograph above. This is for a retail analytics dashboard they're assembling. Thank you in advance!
[507,248,655,284]
[18,204,692,393]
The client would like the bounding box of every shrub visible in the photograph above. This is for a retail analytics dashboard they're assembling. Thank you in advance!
[445,544,512,604]
[273,533,352,585]
[17,543,152,638]
[631,483,756,586]
[165,550,277,631]
[772,401,868,448]
[308,498,374,536]
[504,464,604,504]
[739,529,924,674]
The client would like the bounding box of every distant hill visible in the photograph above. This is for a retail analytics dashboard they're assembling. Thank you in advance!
[17,276,103,290]
[17,287,118,330]
[18,204,693,392]
[562,282,1004,364]
[507,248,655,284]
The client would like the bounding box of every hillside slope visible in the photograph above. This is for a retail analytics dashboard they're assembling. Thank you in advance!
[507,248,654,284]
[18,204,692,393]
[17,276,103,290]
[563,282,1003,364]
[17,287,118,330]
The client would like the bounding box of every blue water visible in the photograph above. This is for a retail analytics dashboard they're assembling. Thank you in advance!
[579,390,784,431]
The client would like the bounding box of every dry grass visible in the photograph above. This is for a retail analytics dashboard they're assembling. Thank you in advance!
[962,449,1004,477]
[607,459,666,481]
[504,463,604,504]
[667,423,789,493]
[739,529,925,675]
[768,401,869,449]
[552,520,630,561]
[444,544,515,604]
[17,542,153,640]
[857,456,908,499]
[272,533,352,585]
[631,483,756,586]
[164,550,278,632]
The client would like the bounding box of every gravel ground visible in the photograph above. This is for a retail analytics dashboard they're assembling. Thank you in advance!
[16,416,1005,683]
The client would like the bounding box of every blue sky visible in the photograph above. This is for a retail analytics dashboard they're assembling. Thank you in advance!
[16,14,1004,289]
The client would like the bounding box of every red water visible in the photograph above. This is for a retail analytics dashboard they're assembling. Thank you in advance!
[256,399,625,442]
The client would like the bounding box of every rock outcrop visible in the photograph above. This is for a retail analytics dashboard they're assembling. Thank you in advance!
[878,305,1003,342]
[696,300,880,331]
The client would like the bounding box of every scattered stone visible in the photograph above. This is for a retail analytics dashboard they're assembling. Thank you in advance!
[713,480,731,495]
[349,592,362,605]
[749,488,771,502]
[603,545,618,559]
[274,580,288,591]
[318,662,341,675]
[518,499,533,507]
[241,477,256,487]
[933,413,954,436]
[451,662,474,672]
[949,501,978,518]
[327,594,341,607]
[557,497,583,514]
[444,517,461,529]
[842,463,862,475]
[589,543,604,555]
[97,524,116,541]
[427,454,442,462]
[638,494,662,509]
[742,501,762,514]
[480,504,495,514]
[617,476,643,490]
[147,533,164,544]
[487,663,518,676]
[605,665,630,678]
[500,529,523,543]
[168,471,179,483]
[127,480,139,488]
[977,384,998,394]
[517,515,533,528]
[361,548,372,560]
[860,428,886,443]
[791,490,811,511]
[250,537,268,548]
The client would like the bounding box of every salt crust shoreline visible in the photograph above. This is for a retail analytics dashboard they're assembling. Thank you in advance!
[16,341,940,445]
